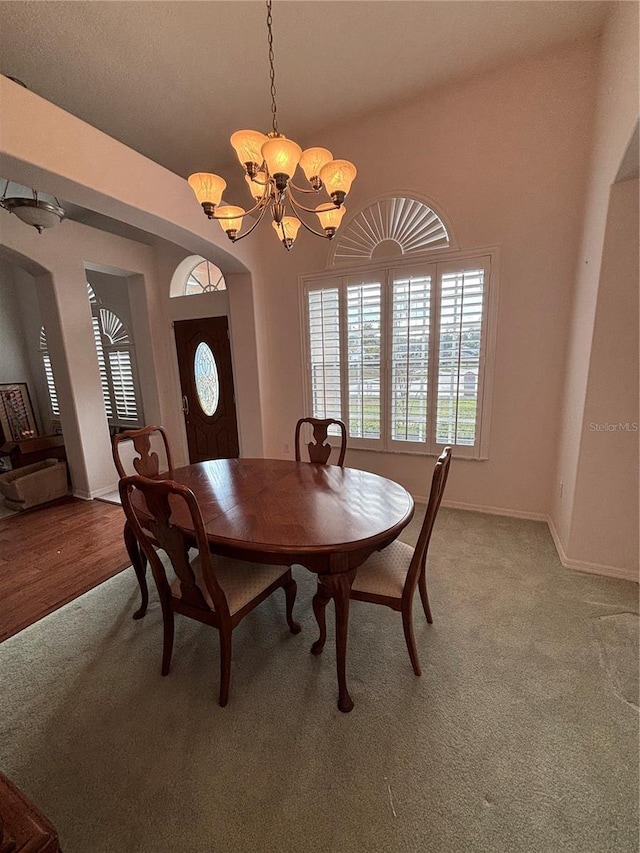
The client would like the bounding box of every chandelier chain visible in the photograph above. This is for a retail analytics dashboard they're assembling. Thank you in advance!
[266,0,278,135]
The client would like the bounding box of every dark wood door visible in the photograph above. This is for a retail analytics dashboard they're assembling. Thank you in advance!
[173,317,240,462]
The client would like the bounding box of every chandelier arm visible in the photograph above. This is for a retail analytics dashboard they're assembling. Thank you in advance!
[232,199,271,242]
[286,198,332,240]
[210,196,267,221]
[287,180,323,195]
[287,190,340,216]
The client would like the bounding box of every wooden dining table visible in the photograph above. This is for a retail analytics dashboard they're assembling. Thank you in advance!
[129,457,414,712]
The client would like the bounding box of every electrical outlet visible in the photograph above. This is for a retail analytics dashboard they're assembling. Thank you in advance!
[283,443,290,455]
[559,481,564,498]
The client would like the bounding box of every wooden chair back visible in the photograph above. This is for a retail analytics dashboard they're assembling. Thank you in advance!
[118,474,228,620]
[112,425,174,479]
[403,446,452,601]
[294,417,347,466]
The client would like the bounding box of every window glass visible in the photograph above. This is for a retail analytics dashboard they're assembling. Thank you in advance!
[347,280,381,439]
[308,288,341,420]
[185,260,226,295]
[194,341,220,416]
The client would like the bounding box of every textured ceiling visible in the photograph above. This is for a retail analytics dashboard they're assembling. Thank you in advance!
[1,1,608,180]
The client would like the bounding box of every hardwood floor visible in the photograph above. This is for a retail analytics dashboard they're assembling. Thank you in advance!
[0,497,131,643]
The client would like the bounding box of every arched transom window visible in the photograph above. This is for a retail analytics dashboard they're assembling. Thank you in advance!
[331,196,449,266]
[185,259,227,295]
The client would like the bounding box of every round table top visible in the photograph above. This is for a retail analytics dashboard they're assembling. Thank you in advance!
[163,457,414,561]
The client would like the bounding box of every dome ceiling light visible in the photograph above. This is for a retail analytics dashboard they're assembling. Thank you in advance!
[0,179,65,234]
[187,0,356,251]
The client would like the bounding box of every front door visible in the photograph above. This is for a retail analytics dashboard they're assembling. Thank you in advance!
[174,317,240,462]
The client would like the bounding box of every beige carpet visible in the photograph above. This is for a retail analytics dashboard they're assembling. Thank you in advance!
[0,508,637,852]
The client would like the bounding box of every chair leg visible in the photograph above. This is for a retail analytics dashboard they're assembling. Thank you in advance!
[402,602,422,677]
[418,571,433,624]
[160,600,174,676]
[124,521,149,620]
[218,628,232,707]
[283,572,302,634]
[311,584,330,655]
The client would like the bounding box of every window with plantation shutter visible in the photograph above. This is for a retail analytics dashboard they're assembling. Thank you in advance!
[92,316,113,419]
[39,327,59,417]
[302,251,495,458]
[308,287,341,421]
[391,270,431,443]
[87,283,142,428]
[347,278,381,439]
[436,267,484,447]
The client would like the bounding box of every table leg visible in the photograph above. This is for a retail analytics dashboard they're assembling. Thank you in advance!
[124,520,148,619]
[318,564,356,713]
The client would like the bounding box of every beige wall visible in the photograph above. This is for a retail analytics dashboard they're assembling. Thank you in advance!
[551,1,639,577]
[252,40,598,514]
[0,258,39,421]
[567,178,639,574]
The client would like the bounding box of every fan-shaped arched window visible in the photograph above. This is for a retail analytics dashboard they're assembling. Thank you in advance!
[185,259,227,295]
[331,196,450,266]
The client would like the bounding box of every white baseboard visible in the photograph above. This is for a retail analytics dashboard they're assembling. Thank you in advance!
[546,515,638,584]
[87,483,119,500]
[72,489,92,501]
[416,497,639,584]
[438,498,548,522]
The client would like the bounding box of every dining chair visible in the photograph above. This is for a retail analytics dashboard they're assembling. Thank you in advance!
[112,424,174,479]
[312,446,452,676]
[112,425,175,619]
[295,417,347,466]
[119,474,301,707]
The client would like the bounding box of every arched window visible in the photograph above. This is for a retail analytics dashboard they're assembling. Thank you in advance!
[184,259,227,295]
[39,327,60,418]
[303,196,496,459]
[87,284,142,427]
[330,196,450,266]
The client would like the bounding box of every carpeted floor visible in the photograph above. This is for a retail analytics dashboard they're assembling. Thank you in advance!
[0,508,637,852]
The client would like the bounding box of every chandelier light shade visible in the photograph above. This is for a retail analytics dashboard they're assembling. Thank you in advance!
[188,173,227,209]
[187,0,356,251]
[216,205,245,240]
[0,180,65,233]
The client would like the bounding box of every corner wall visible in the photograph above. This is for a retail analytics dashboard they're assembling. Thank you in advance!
[551,1,639,579]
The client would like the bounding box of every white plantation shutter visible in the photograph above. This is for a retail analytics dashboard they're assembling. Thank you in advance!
[109,350,138,421]
[308,288,341,420]
[391,270,431,442]
[303,252,493,457]
[92,315,113,419]
[347,279,381,439]
[39,327,59,417]
[436,267,485,447]
[87,284,142,427]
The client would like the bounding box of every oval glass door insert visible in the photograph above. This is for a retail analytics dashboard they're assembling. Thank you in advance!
[194,341,220,416]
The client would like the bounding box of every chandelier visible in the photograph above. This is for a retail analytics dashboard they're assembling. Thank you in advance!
[187,0,356,251]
